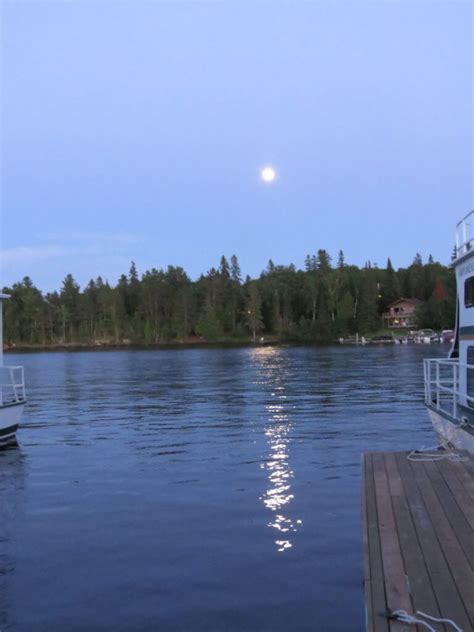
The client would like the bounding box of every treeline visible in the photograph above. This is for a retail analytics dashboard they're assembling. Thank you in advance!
[2,251,455,347]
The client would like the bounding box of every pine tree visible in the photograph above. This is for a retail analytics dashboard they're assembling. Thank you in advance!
[337,250,345,269]
[196,305,223,341]
[83,279,99,340]
[230,255,241,283]
[380,257,400,308]
[229,255,242,333]
[60,274,81,342]
[126,261,140,318]
[246,283,263,341]
[219,256,230,279]
[325,272,341,322]
[317,249,332,273]
[304,272,319,322]
[410,254,425,298]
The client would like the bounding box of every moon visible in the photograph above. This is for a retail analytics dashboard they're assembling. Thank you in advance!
[260,166,277,183]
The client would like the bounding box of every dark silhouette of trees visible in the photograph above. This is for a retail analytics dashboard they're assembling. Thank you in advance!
[2,251,455,346]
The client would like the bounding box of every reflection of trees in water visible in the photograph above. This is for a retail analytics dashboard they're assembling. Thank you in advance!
[250,348,302,553]
[0,443,26,630]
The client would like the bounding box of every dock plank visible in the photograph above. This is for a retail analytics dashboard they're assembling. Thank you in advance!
[363,451,474,632]
[364,454,390,632]
[455,462,474,504]
[384,454,442,624]
[436,459,474,532]
[372,453,413,631]
[404,458,473,629]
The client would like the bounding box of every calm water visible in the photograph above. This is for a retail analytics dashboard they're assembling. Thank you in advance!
[0,344,445,632]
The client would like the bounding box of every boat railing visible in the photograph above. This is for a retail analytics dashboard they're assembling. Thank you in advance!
[423,357,474,419]
[454,210,474,260]
[0,366,26,405]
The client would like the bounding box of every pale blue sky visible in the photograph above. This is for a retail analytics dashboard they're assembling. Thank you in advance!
[1,1,472,291]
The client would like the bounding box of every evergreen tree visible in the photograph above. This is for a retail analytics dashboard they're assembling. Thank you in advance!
[60,274,81,342]
[337,250,345,269]
[409,253,425,298]
[127,261,140,317]
[380,258,400,309]
[246,283,263,341]
[230,255,241,283]
[219,256,230,279]
[196,306,223,341]
[316,249,332,273]
[304,272,319,322]
[229,255,242,333]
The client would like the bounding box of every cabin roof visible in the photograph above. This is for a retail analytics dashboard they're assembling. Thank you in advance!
[386,297,422,308]
[0,293,11,300]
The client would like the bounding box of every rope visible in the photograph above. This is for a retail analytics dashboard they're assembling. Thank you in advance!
[407,443,468,463]
[418,610,464,631]
[387,609,464,631]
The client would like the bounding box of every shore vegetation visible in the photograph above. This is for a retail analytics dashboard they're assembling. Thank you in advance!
[2,252,455,348]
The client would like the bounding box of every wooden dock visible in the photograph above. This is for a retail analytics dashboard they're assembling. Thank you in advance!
[363,451,474,631]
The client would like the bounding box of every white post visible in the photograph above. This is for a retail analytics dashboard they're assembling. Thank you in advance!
[435,361,440,410]
[453,362,457,419]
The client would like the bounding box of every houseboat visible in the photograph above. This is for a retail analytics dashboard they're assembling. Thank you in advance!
[424,211,474,454]
[0,294,26,444]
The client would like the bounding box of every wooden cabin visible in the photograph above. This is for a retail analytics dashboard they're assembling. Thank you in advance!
[382,297,422,328]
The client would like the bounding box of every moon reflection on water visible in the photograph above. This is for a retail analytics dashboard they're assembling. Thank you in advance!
[250,346,302,552]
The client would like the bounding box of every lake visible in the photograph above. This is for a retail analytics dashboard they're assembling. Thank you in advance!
[0,344,445,631]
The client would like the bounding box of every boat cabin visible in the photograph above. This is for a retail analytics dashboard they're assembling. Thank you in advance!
[450,218,474,406]
[424,211,474,453]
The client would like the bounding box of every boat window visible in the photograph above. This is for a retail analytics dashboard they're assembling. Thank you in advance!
[465,277,474,307]
[467,347,474,407]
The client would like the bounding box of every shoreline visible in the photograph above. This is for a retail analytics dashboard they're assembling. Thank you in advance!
[3,338,294,353]
[2,330,425,353]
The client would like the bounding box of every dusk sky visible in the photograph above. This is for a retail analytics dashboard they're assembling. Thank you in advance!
[1,1,472,291]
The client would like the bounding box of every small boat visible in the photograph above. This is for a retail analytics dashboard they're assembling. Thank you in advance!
[394,336,409,344]
[368,335,395,345]
[0,293,26,445]
[424,211,474,454]
[442,329,455,343]
[338,335,367,345]
[414,329,439,344]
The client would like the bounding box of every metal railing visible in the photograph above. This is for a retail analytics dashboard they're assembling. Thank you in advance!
[0,366,26,405]
[454,210,474,260]
[423,357,474,419]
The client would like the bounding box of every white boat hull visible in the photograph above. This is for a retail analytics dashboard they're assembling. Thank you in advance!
[427,407,474,455]
[0,403,24,444]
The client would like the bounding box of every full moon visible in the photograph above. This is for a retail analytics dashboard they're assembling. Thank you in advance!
[261,166,276,183]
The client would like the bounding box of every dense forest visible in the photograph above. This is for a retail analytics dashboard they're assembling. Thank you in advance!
[2,250,456,347]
